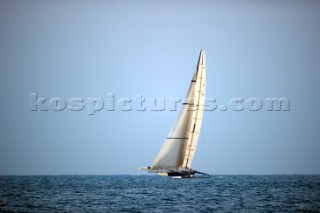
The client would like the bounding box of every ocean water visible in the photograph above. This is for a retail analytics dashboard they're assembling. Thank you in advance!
[0,175,319,212]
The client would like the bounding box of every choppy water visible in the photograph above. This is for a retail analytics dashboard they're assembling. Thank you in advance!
[0,175,319,212]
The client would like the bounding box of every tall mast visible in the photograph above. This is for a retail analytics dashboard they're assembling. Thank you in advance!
[182,50,206,170]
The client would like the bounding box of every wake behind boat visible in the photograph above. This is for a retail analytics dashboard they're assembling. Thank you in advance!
[139,50,209,178]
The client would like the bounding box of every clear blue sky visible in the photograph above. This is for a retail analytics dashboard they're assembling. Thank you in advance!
[1,1,320,175]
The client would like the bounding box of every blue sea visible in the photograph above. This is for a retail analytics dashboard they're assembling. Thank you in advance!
[0,175,319,212]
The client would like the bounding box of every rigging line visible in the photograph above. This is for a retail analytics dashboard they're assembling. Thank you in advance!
[184,61,204,169]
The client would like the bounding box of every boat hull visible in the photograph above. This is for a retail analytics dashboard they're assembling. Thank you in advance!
[167,171,194,177]
[165,170,210,178]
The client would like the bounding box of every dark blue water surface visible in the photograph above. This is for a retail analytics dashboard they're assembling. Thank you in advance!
[0,175,319,212]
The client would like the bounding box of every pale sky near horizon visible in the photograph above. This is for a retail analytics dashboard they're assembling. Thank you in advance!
[1,1,320,175]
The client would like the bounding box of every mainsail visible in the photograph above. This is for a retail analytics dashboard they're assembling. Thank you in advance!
[139,50,207,177]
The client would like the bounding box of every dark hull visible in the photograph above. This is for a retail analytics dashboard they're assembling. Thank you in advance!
[167,170,210,178]
[167,171,194,177]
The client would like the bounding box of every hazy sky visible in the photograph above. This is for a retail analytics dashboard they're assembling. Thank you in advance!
[1,1,320,175]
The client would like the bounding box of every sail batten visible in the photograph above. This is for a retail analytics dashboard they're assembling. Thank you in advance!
[149,50,206,173]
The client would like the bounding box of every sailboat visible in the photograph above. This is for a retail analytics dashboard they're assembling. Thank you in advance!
[139,50,209,178]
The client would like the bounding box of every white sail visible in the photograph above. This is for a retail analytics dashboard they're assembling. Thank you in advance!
[150,80,196,171]
[182,50,206,170]
[150,50,206,172]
